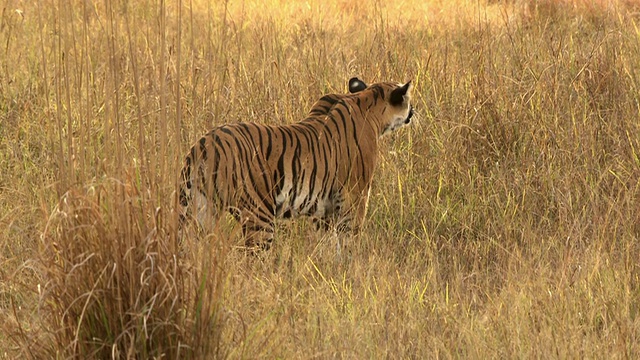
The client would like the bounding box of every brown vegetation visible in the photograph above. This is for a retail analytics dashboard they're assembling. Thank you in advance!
[1,0,639,358]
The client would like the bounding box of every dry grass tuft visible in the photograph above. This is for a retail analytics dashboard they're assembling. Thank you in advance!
[6,177,225,358]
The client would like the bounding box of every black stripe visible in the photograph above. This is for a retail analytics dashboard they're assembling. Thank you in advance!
[347,104,367,181]
[319,148,330,200]
[333,106,352,176]
[290,133,301,202]
[179,187,188,206]
[265,126,274,159]
[309,104,332,116]
[199,137,208,161]
[183,156,192,189]
[327,113,343,146]
[275,127,287,196]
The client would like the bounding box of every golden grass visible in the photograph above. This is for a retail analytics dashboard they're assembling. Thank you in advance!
[1,0,640,358]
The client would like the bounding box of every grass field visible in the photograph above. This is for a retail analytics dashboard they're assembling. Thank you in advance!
[2,0,640,358]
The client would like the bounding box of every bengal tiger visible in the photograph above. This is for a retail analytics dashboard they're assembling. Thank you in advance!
[178,77,414,252]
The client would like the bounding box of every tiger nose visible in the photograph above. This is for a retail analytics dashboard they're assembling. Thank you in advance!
[405,107,415,124]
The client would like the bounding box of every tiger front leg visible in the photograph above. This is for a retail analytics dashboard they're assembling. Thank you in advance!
[341,184,372,234]
[333,185,372,255]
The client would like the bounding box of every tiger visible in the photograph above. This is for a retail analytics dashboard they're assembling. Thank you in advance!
[178,77,415,252]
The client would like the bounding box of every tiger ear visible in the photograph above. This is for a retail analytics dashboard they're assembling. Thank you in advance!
[390,80,412,106]
[348,77,368,93]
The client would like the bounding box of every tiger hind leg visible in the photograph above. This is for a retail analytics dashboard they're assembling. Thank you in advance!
[180,189,219,234]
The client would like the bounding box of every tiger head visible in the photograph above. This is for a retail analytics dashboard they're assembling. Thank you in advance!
[347,77,415,137]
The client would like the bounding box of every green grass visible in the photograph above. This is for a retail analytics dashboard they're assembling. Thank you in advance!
[1,0,640,358]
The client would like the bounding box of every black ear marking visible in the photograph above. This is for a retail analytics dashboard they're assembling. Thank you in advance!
[390,80,412,106]
[348,77,368,93]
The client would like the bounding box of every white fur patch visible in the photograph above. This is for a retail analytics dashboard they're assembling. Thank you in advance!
[193,190,213,232]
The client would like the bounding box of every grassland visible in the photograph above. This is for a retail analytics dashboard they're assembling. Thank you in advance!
[1,0,640,358]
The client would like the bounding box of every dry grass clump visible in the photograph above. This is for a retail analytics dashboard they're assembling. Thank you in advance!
[6,177,225,358]
[1,0,640,358]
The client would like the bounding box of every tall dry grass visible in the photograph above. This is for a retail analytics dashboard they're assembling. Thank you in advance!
[1,0,640,358]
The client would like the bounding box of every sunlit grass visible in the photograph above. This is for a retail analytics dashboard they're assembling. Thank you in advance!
[1,0,640,358]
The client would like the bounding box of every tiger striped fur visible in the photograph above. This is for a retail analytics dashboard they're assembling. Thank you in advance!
[179,77,414,252]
